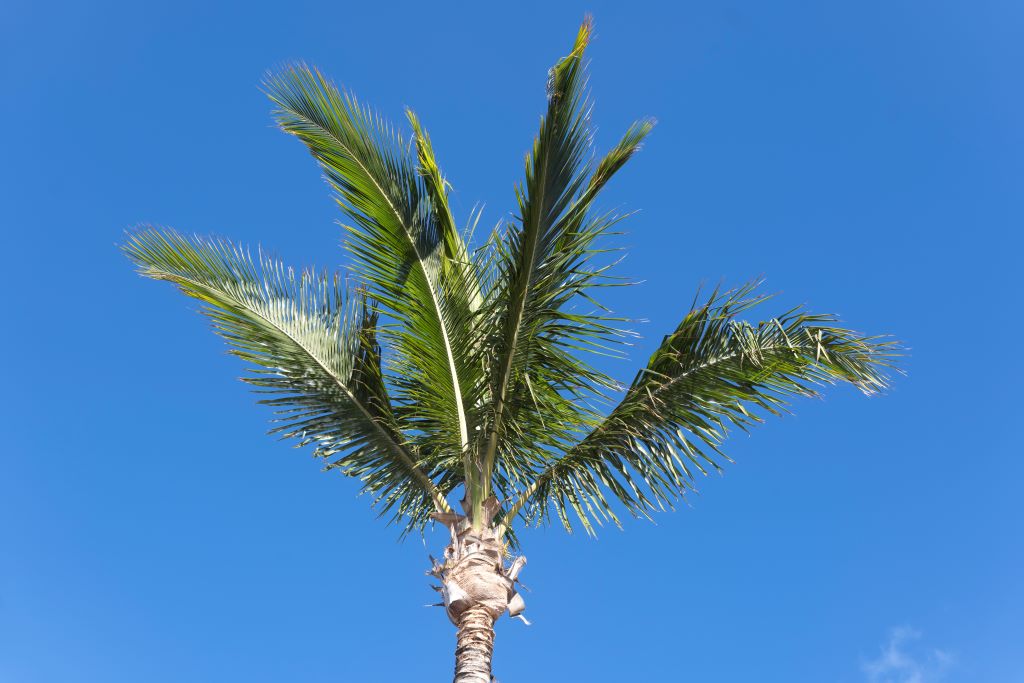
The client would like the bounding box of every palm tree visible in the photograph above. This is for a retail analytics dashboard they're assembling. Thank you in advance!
[123,19,897,682]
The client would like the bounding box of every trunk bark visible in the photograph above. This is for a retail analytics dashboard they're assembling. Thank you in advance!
[430,504,528,683]
[454,604,496,682]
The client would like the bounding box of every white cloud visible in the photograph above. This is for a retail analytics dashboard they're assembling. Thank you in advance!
[863,627,954,683]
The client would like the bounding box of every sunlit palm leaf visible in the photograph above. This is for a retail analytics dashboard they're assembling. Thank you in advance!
[480,19,656,506]
[407,109,484,314]
[503,282,899,534]
[264,67,483,504]
[123,229,452,529]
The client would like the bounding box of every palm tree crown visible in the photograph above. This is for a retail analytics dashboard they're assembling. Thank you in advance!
[123,18,897,681]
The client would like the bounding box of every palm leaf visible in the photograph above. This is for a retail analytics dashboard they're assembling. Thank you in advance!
[501,281,900,534]
[406,109,484,314]
[122,229,452,530]
[263,67,483,510]
[480,19,656,507]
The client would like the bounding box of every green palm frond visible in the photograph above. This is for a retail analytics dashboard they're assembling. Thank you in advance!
[263,67,483,508]
[480,19,656,505]
[122,229,452,529]
[406,109,485,314]
[501,282,900,535]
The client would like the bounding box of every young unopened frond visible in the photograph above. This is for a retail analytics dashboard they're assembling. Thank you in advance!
[502,282,900,535]
[123,229,453,529]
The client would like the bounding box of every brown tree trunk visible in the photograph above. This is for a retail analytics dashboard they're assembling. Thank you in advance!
[454,604,496,682]
[430,504,527,683]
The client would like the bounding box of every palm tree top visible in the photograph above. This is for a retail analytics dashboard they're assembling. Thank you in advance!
[123,18,899,542]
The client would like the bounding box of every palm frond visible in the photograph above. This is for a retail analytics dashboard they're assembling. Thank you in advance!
[263,67,483,507]
[406,109,484,314]
[501,281,900,535]
[122,229,452,530]
[480,19,656,506]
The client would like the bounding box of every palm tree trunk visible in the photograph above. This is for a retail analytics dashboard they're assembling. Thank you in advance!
[432,507,526,683]
[454,604,496,682]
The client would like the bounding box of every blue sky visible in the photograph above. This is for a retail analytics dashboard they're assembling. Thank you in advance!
[2,1,1020,681]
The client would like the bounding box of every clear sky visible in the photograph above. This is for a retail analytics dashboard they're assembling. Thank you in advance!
[2,1,1020,681]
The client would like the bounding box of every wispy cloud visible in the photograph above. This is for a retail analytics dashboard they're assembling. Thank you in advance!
[863,627,954,683]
